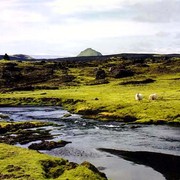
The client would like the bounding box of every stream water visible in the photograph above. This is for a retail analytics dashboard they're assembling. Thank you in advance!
[0,106,179,180]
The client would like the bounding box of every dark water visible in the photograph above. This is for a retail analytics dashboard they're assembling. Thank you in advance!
[0,106,180,180]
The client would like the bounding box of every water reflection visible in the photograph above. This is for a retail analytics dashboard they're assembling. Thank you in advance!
[98,148,180,180]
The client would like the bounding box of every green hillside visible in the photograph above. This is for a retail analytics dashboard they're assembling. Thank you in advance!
[77,48,102,57]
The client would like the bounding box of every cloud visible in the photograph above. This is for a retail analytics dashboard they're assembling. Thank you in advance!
[47,0,124,15]
[155,31,171,37]
[132,0,180,23]
[0,0,180,55]
[0,10,46,23]
[47,0,180,24]
[0,0,48,24]
[175,32,180,39]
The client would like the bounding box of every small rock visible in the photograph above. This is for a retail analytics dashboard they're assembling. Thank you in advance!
[63,113,72,118]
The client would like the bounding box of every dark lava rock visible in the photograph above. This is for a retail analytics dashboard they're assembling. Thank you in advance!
[110,67,134,78]
[59,75,75,83]
[120,78,156,85]
[87,79,109,86]
[28,140,71,150]
[95,68,106,80]
[121,115,137,122]
[0,126,7,134]
[0,128,53,145]
[0,122,55,145]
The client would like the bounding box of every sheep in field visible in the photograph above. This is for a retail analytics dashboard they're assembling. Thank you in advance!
[149,93,157,100]
[135,93,143,101]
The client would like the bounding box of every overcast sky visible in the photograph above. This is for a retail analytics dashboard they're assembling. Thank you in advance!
[0,0,180,56]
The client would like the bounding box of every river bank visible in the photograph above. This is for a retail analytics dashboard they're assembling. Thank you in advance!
[0,75,179,125]
[0,106,180,180]
[0,118,107,180]
[0,143,107,180]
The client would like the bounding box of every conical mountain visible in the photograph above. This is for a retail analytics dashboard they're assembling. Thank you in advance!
[77,48,102,57]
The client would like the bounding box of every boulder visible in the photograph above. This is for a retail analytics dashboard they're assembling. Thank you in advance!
[28,140,71,150]
[110,67,134,78]
[95,68,106,79]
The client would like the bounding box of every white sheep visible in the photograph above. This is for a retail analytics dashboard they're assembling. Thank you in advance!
[135,93,143,101]
[149,93,157,100]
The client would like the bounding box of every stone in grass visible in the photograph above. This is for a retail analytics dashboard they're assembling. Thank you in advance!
[28,140,71,150]
[0,113,10,119]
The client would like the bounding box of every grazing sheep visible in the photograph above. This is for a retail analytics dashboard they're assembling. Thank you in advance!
[135,93,143,101]
[149,93,157,100]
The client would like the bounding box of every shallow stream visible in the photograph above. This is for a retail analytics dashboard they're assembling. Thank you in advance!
[0,106,179,180]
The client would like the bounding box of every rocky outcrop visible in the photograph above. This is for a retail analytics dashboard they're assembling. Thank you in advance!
[1,63,22,86]
[109,66,134,78]
[95,68,106,80]
[28,140,71,150]
[0,122,54,145]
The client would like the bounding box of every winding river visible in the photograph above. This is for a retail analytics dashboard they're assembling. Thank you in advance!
[0,106,179,180]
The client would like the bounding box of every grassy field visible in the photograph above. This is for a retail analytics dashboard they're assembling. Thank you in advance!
[0,57,179,124]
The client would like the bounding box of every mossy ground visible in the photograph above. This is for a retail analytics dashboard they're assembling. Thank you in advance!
[0,73,179,124]
[0,143,106,180]
[0,57,179,124]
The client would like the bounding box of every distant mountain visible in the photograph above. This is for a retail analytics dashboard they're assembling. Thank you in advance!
[0,54,34,61]
[11,54,33,60]
[77,48,102,57]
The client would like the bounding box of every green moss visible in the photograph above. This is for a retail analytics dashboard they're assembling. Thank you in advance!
[0,121,51,129]
[0,143,107,180]
[60,166,106,180]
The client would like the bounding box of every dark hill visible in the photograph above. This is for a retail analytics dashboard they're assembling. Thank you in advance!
[0,54,33,61]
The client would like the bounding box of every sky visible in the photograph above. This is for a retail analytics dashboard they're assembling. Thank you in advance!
[0,0,180,57]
